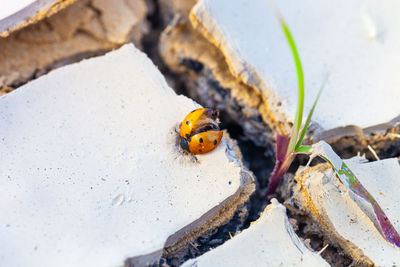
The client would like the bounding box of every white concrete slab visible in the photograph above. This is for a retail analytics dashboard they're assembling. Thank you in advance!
[0,44,253,267]
[182,199,328,267]
[192,0,400,131]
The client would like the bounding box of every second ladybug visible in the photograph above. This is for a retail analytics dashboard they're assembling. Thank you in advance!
[179,108,223,155]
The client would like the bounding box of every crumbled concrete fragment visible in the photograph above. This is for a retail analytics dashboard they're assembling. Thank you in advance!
[290,159,400,266]
[182,199,328,267]
[0,44,254,267]
[0,0,77,37]
[0,0,148,88]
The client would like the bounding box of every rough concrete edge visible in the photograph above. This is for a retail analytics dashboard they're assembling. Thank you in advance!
[126,175,255,266]
[126,138,256,266]
[0,0,76,37]
[164,169,254,252]
[127,249,163,267]
[189,4,289,136]
[293,164,374,266]
[189,2,400,150]
[181,198,329,267]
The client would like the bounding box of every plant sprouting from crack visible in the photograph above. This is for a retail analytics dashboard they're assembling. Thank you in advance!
[265,12,325,196]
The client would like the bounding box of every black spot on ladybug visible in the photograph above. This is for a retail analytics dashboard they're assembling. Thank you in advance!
[199,149,202,153]
[199,138,203,143]
[185,134,189,138]
[186,120,190,125]
[213,140,217,146]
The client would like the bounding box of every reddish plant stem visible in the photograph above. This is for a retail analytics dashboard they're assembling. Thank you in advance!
[266,152,296,196]
[265,134,297,197]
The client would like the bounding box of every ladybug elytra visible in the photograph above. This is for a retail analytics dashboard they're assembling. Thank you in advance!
[179,108,223,155]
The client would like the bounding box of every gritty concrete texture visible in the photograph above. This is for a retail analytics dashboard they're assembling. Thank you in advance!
[182,199,328,267]
[0,0,149,89]
[290,159,400,266]
[0,44,254,267]
[0,0,76,37]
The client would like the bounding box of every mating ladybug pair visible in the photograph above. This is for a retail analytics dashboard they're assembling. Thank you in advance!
[179,108,223,155]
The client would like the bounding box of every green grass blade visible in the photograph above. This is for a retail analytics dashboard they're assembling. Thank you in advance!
[295,145,312,154]
[295,77,327,150]
[277,16,305,154]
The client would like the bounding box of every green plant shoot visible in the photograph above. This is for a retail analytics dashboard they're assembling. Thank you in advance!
[265,11,324,195]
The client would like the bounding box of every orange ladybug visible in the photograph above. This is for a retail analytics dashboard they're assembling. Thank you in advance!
[179,108,223,154]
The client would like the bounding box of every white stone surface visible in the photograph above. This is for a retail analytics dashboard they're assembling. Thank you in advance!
[182,199,328,267]
[0,0,36,21]
[299,158,400,265]
[0,44,249,267]
[192,0,400,130]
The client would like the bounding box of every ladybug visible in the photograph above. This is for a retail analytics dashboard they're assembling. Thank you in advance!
[179,108,223,154]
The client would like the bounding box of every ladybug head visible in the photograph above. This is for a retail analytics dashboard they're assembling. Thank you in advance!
[179,136,190,153]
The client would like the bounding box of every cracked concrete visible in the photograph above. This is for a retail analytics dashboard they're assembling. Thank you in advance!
[159,0,400,159]
[1,0,400,266]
